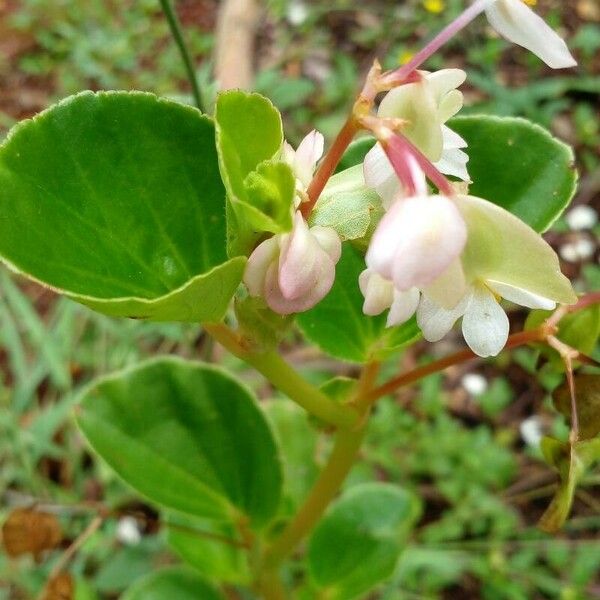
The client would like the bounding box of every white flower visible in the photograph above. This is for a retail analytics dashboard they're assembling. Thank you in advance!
[416,195,577,357]
[283,130,324,206]
[485,0,577,69]
[358,269,420,327]
[363,69,469,205]
[565,205,597,231]
[366,194,467,292]
[244,211,341,315]
[358,192,467,327]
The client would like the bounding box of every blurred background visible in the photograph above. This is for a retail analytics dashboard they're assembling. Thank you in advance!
[0,0,599,598]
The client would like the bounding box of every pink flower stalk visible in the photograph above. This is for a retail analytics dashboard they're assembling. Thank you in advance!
[244,212,341,315]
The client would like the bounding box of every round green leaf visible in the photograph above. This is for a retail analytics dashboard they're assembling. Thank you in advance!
[451,116,577,232]
[215,90,294,255]
[297,244,420,363]
[76,357,282,525]
[0,91,244,322]
[165,513,251,585]
[308,483,421,600]
[121,566,224,600]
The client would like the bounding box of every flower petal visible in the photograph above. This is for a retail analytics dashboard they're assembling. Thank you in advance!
[485,0,577,69]
[363,143,403,207]
[422,257,467,309]
[437,89,464,122]
[426,69,467,101]
[359,269,394,316]
[294,130,325,187]
[265,254,335,315]
[462,284,509,357]
[389,196,467,291]
[387,287,420,327]
[379,78,443,161]
[486,279,556,310]
[311,226,342,263]
[278,212,321,300]
[434,126,470,182]
[454,195,577,305]
[244,236,280,296]
[417,291,470,342]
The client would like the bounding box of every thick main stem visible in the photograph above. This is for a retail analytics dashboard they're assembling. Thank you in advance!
[263,426,366,569]
[204,323,358,429]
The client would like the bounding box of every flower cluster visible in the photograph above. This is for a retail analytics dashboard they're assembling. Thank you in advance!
[243,0,578,356]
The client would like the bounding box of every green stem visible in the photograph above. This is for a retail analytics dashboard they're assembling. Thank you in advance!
[158,0,204,111]
[204,323,358,429]
[263,425,366,569]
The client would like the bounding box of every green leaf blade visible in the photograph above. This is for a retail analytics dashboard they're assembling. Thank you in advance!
[0,91,240,322]
[121,566,225,600]
[451,115,577,232]
[76,357,282,525]
[297,244,420,363]
[308,483,421,600]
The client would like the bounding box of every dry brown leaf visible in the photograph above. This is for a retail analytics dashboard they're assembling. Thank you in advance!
[42,572,74,600]
[1,508,62,558]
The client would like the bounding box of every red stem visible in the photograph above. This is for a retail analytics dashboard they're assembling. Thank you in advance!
[301,117,359,218]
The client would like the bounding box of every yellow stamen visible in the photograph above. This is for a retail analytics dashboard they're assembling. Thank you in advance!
[522,0,537,6]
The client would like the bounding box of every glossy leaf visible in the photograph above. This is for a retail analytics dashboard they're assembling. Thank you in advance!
[215,91,294,254]
[309,165,382,242]
[0,91,244,322]
[121,566,224,600]
[297,244,420,363]
[76,357,282,525]
[165,513,251,584]
[335,137,376,173]
[308,483,421,599]
[451,116,577,232]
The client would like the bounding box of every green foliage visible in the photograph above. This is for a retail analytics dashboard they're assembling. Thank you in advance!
[215,90,294,254]
[121,566,224,600]
[0,91,244,322]
[309,165,382,242]
[297,244,420,362]
[308,483,420,599]
[76,357,282,525]
[451,116,578,232]
[165,513,251,584]
[265,401,320,513]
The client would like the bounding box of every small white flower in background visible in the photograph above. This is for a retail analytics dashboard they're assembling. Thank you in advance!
[416,195,577,357]
[282,130,324,206]
[363,69,470,205]
[287,0,308,26]
[559,237,596,263]
[485,0,577,69]
[565,205,597,231]
[116,516,142,546]
[244,211,341,315]
[461,372,489,396]
[520,415,543,448]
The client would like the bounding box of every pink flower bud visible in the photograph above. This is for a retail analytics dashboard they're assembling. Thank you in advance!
[366,195,467,292]
[244,212,341,315]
